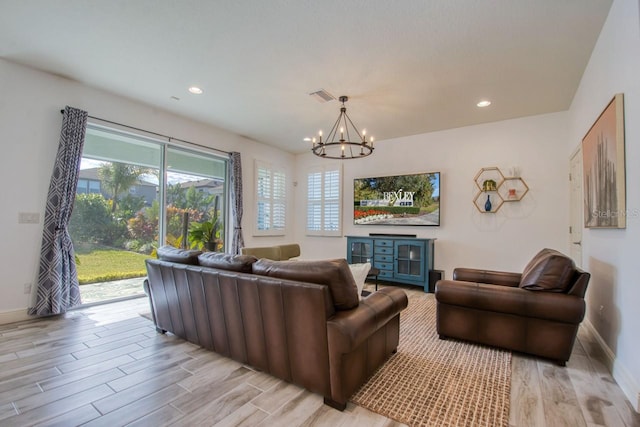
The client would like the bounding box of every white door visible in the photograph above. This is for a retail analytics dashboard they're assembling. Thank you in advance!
[569,149,583,267]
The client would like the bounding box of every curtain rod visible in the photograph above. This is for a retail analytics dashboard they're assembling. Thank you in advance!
[60,109,231,156]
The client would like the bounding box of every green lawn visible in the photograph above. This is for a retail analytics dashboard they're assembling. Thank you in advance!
[76,249,152,285]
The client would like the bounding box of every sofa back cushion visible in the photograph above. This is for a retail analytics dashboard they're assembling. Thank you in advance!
[157,246,202,265]
[198,252,257,272]
[520,248,576,292]
[252,258,360,310]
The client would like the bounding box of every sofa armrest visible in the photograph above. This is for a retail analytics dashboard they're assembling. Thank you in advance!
[453,268,521,287]
[327,287,408,353]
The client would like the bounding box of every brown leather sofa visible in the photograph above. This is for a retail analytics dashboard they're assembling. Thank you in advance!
[144,246,408,410]
[435,248,590,364]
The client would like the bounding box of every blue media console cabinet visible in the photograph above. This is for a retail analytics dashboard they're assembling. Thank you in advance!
[346,236,436,293]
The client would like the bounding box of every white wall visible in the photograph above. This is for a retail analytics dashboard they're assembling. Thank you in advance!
[567,0,640,410]
[0,59,295,320]
[294,111,570,278]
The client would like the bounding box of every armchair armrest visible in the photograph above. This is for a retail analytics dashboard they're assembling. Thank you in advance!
[327,287,408,353]
[453,268,521,287]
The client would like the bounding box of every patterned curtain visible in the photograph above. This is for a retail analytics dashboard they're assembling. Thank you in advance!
[229,152,245,255]
[29,106,88,316]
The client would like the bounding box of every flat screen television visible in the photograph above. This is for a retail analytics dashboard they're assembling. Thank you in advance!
[354,172,440,226]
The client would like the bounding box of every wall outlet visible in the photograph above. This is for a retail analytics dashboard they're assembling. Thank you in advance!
[19,212,40,224]
[23,283,32,294]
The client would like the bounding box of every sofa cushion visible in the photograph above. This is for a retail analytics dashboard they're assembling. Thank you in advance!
[198,252,257,272]
[156,246,202,265]
[252,258,360,310]
[519,248,576,292]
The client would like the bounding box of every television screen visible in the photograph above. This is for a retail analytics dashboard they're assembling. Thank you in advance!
[354,172,440,226]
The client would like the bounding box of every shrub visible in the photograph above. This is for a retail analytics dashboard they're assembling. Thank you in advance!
[70,194,115,244]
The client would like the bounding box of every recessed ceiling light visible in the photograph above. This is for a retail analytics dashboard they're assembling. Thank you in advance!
[477,100,491,107]
[188,86,203,95]
[303,137,312,142]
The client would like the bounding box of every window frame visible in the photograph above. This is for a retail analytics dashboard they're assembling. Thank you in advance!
[306,162,342,237]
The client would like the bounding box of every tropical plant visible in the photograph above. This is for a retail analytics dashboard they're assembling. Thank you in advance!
[188,220,220,251]
[116,193,146,219]
[98,162,149,212]
[188,195,221,251]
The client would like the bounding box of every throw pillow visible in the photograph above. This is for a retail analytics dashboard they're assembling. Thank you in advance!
[520,248,576,292]
[198,252,257,272]
[252,258,360,310]
[348,262,371,297]
[156,246,202,265]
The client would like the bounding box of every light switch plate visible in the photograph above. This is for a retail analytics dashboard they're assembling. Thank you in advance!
[19,212,40,224]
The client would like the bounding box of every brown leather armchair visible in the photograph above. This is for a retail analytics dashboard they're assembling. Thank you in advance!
[241,243,300,260]
[435,249,590,364]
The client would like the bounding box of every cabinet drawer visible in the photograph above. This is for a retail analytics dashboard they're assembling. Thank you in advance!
[378,270,394,279]
[374,262,393,271]
[375,254,393,263]
[374,246,393,255]
[375,239,393,247]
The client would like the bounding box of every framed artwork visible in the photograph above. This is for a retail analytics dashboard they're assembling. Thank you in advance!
[582,93,626,228]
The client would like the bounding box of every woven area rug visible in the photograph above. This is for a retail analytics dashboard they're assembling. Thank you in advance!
[351,292,511,427]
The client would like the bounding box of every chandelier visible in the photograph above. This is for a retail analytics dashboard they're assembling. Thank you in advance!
[311,96,374,159]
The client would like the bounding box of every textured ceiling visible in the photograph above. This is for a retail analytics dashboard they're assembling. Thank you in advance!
[0,0,612,153]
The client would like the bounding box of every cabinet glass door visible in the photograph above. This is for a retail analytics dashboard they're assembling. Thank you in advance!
[394,240,425,282]
[348,238,373,264]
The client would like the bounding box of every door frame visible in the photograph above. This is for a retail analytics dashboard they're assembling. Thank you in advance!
[569,146,583,267]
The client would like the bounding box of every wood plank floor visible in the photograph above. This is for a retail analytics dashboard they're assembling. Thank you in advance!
[1,287,638,427]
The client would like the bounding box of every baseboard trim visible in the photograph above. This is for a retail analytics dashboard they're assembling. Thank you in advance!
[0,308,31,325]
[583,319,640,413]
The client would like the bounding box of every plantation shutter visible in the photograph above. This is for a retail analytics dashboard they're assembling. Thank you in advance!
[306,163,342,236]
[307,171,322,232]
[255,161,286,235]
[273,170,286,231]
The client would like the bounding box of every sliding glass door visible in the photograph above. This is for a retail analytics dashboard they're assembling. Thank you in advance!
[165,147,227,252]
[68,124,227,304]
